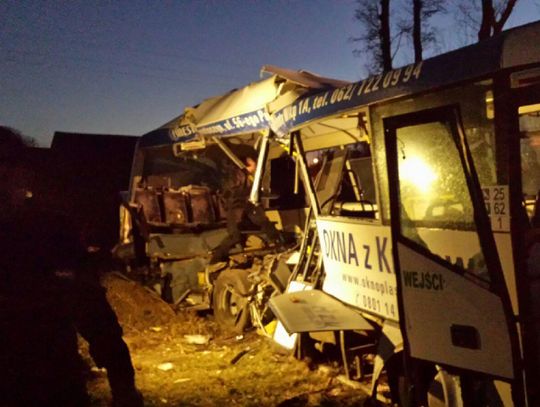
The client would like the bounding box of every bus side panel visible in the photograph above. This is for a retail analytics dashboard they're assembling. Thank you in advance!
[316,218,399,322]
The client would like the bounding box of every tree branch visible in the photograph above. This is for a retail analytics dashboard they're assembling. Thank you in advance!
[494,0,518,34]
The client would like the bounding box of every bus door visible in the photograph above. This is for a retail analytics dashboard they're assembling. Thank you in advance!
[383,106,520,400]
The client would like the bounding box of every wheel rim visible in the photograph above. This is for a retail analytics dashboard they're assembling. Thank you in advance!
[223,285,246,320]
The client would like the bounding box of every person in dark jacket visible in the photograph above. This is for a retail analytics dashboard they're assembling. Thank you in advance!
[210,155,281,263]
[0,126,143,407]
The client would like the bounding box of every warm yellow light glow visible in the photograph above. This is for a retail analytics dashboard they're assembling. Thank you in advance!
[399,157,437,193]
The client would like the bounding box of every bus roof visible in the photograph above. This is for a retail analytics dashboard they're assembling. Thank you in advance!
[138,67,347,148]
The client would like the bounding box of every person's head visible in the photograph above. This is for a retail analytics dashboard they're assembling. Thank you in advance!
[244,156,257,174]
[0,126,34,218]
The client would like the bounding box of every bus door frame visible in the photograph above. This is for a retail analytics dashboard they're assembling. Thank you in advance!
[384,104,523,405]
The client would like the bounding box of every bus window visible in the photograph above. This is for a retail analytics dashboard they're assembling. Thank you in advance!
[141,144,222,190]
[373,80,497,222]
[348,156,376,203]
[519,104,540,221]
[464,87,497,188]
[314,149,347,215]
[313,142,379,219]
[396,121,474,230]
[387,109,489,283]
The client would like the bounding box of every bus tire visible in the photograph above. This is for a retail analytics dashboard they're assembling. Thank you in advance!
[212,269,252,334]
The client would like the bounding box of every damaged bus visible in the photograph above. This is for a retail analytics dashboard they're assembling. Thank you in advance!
[115,67,347,332]
[268,21,540,406]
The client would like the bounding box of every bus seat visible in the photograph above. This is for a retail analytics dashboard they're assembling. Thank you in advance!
[214,194,226,221]
[182,185,216,225]
[133,188,163,224]
[162,190,189,225]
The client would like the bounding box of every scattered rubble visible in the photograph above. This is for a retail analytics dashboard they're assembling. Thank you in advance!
[184,334,212,345]
[157,363,175,372]
[81,272,369,406]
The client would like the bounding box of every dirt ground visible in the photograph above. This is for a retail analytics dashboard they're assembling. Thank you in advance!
[81,273,371,406]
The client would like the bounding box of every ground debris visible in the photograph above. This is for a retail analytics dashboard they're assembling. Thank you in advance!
[157,363,174,371]
[84,272,369,406]
[184,334,211,345]
[173,378,191,384]
[230,348,251,365]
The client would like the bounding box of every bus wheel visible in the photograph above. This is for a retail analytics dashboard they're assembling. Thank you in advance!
[212,269,252,334]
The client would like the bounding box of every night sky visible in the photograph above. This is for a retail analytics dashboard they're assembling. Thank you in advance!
[1,0,539,146]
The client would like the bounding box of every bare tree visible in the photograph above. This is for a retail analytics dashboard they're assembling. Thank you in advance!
[351,0,394,74]
[456,0,518,42]
[380,0,392,71]
[479,0,518,39]
[413,0,423,62]
[352,0,444,74]
[411,0,446,62]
